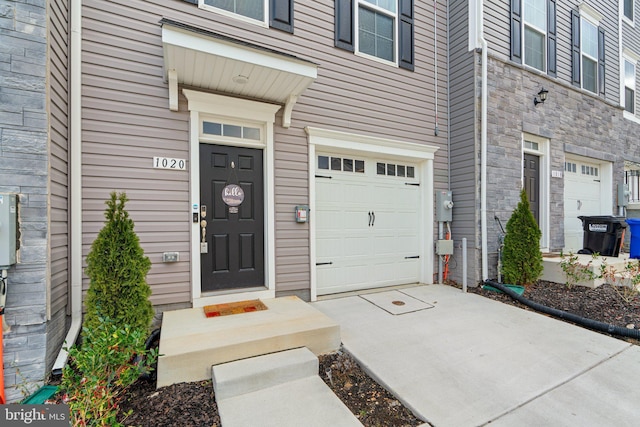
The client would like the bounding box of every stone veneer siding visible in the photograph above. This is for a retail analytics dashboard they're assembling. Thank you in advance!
[476,54,634,281]
[0,0,52,402]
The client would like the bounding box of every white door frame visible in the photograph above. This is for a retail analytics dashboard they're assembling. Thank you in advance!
[184,90,281,307]
[305,127,439,301]
[522,133,550,251]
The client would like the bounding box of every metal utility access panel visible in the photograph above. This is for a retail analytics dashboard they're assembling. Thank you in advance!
[0,194,18,267]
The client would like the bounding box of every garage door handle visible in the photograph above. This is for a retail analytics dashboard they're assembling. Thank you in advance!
[405,183,420,186]
[315,174,332,179]
[405,255,420,259]
[372,211,375,226]
[368,211,372,227]
[316,262,333,266]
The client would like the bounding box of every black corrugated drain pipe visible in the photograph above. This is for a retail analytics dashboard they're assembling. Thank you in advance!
[483,280,640,340]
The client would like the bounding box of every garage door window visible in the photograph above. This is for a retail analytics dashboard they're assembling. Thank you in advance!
[377,162,415,178]
[318,155,365,173]
[582,165,598,176]
[565,161,577,173]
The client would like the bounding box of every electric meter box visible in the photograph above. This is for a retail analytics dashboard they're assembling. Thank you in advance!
[0,194,18,267]
[436,190,453,222]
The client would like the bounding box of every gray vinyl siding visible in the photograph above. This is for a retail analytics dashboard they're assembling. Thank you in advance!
[487,1,620,105]
[49,0,69,318]
[448,0,479,286]
[81,0,448,299]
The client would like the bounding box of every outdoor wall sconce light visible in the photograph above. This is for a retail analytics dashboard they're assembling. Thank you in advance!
[533,87,548,106]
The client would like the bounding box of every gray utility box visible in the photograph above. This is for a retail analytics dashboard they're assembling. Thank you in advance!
[436,190,453,222]
[0,194,18,267]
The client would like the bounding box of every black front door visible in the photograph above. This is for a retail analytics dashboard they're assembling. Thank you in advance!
[200,144,264,292]
[524,153,540,224]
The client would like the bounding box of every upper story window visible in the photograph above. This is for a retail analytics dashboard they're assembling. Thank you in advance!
[203,0,263,21]
[196,0,293,33]
[510,0,557,76]
[523,0,547,71]
[625,59,636,114]
[571,6,605,95]
[581,18,599,93]
[335,0,415,71]
[624,0,634,22]
[357,0,396,62]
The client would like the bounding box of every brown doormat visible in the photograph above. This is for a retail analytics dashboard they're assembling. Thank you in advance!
[203,299,268,318]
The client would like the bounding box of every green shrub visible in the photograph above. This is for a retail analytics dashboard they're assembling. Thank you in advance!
[501,188,543,286]
[62,317,158,426]
[84,192,153,334]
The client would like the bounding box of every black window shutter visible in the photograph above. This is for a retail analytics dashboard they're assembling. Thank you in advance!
[270,0,294,33]
[598,26,605,95]
[182,0,198,4]
[398,0,414,71]
[511,0,522,63]
[335,0,354,51]
[571,9,581,86]
[547,0,556,77]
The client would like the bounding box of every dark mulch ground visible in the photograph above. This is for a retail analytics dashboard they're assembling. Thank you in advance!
[116,349,422,427]
[111,281,639,426]
[466,280,640,339]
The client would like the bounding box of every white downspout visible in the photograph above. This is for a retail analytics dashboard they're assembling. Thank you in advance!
[52,0,82,374]
[478,1,489,281]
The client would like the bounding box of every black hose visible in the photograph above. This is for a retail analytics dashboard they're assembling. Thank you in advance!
[483,280,640,340]
[139,328,161,381]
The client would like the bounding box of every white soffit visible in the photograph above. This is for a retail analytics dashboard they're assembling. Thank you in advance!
[161,20,318,127]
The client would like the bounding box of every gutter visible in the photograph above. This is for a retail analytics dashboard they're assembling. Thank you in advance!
[52,0,82,375]
[478,1,488,281]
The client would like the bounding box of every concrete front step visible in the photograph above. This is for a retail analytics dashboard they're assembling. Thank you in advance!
[156,296,341,388]
[541,253,632,288]
[212,347,318,401]
[212,348,362,427]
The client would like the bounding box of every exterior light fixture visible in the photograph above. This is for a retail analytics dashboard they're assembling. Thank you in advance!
[232,75,249,84]
[534,87,548,106]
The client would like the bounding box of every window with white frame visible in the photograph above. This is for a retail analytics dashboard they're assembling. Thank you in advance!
[625,58,636,113]
[581,17,599,93]
[356,0,397,62]
[624,0,634,21]
[523,0,547,71]
[203,0,264,22]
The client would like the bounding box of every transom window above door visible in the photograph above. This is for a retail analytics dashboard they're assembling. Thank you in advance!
[202,120,262,141]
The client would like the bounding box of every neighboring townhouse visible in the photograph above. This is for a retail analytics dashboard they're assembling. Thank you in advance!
[622,1,640,205]
[449,0,640,285]
[0,0,69,403]
[0,0,449,401]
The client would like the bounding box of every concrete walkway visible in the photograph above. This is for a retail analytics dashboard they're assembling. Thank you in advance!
[313,285,640,427]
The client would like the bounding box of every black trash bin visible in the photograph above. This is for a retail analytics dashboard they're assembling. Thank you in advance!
[577,216,627,257]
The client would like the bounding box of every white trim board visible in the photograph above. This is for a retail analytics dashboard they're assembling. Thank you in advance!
[305,127,438,301]
[184,90,279,306]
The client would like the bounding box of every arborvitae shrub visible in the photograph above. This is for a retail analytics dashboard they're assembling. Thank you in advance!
[83,192,153,334]
[501,188,543,286]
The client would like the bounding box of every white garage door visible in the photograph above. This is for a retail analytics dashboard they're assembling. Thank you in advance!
[315,153,422,295]
[564,157,603,252]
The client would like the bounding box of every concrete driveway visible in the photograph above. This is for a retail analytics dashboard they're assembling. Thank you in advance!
[313,285,640,426]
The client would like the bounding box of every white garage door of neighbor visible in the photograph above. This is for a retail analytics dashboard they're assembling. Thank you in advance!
[563,158,603,252]
[315,154,422,295]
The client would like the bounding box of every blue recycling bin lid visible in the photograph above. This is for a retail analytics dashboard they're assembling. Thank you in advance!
[627,218,640,226]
